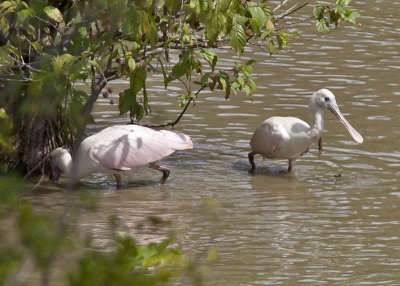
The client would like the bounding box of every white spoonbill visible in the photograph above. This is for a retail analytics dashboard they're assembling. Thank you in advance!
[50,125,193,188]
[248,89,363,171]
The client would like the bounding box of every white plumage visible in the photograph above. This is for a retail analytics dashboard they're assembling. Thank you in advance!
[248,89,363,171]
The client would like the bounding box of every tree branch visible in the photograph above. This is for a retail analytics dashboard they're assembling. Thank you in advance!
[273,0,291,12]
[137,83,208,129]
[277,3,309,21]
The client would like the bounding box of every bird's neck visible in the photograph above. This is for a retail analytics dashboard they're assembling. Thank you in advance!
[309,107,324,139]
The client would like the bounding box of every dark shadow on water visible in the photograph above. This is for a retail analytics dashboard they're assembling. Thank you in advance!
[232,160,290,176]
[33,177,163,195]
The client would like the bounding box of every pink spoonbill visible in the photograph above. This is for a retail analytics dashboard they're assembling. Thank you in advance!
[50,125,193,188]
[248,88,363,172]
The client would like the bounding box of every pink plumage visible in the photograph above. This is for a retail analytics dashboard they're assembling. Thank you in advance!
[50,125,193,187]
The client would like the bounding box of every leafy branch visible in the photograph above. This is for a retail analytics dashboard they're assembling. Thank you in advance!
[314,0,360,32]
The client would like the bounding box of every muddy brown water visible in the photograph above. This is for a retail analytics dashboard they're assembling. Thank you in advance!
[24,1,400,285]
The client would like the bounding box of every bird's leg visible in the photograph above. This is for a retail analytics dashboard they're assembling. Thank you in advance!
[248,152,256,171]
[318,137,323,151]
[288,159,295,172]
[150,164,170,185]
[114,173,122,189]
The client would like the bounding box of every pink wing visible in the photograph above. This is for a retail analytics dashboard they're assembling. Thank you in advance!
[85,125,193,171]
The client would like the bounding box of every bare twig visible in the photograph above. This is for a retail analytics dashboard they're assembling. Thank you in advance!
[22,153,50,180]
[277,3,309,21]
[278,3,298,19]
[136,83,208,128]
[0,63,43,73]
[273,0,291,12]
[34,15,61,33]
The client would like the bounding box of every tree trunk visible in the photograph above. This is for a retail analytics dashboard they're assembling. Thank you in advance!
[15,114,64,175]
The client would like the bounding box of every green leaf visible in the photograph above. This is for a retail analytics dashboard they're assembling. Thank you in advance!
[72,90,87,103]
[78,26,88,37]
[230,17,246,55]
[268,38,275,55]
[237,76,244,87]
[229,0,243,14]
[119,88,136,115]
[247,2,267,34]
[165,0,181,15]
[313,5,325,20]
[199,48,220,70]
[53,54,76,74]
[316,18,329,32]
[244,85,251,95]
[231,82,240,95]
[0,44,16,63]
[43,6,63,23]
[225,83,231,99]
[218,71,229,90]
[343,9,360,24]
[127,57,135,72]
[265,18,274,34]
[188,93,197,100]
[171,53,190,80]
[0,1,15,13]
[178,94,187,108]
[204,10,219,43]
[16,9,35,35]
[0,108,9,120]
[249,19,260,35]
[336,0,351,13]
[276,33,289,49]
[329,11,341,24]
[201,72,211,87]
[130,66,147,96]
[157,58,169,88]
[218,0,231,12]
[140,11,157,46]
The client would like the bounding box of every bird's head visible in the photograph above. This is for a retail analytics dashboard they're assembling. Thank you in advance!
[313,88,337,108]
[311,88,364,144]
[49,148,71,181]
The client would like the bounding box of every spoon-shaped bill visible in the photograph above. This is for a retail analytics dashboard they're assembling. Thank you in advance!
[328,103,364,144]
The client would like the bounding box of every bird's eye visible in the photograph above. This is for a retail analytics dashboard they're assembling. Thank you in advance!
[324,96,329,102]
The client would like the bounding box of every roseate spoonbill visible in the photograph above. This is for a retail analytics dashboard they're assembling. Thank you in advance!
[248,89,363,171]
[50,125,193,188]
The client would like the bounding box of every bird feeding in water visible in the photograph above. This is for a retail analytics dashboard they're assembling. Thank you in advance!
[50,125,193,188]
[248,88,363,172]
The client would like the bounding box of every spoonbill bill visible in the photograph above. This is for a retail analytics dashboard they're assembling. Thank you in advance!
[50,125,193,188]
[248,89,363,171]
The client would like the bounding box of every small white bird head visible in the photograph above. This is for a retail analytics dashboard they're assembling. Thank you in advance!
[49,148,71,181]
[313,88,337,108]
[311,88,363,144]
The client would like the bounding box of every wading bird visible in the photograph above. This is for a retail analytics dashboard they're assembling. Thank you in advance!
[248,89,363,171]
[50,125,193,188]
